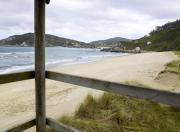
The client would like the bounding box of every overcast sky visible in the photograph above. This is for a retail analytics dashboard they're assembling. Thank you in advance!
[0,0,180,42]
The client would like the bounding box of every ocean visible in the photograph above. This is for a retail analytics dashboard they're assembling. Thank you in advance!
[0,47,127,74]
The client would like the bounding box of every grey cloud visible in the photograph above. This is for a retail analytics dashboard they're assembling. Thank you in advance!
[0,0,179,42]
[106,0,180,19]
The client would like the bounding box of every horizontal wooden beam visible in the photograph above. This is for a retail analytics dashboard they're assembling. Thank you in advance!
[46,71,180,107]
[4,118,36,132]
[0,71,35,84]
[46,117,79,132]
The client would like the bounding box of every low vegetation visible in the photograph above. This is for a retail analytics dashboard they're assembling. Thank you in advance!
[118,20,180,51]
[174,50,180,56]
[162,60,180,74]
[48,93,180,132]
[160,51,180,75]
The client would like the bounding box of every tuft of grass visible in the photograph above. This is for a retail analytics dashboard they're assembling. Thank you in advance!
[159,51,180,75]
[162,60,180,74]
[174,51,180,56]
[58,93,180,132]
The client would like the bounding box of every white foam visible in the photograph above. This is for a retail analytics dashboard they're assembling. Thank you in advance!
[0,65,34,74]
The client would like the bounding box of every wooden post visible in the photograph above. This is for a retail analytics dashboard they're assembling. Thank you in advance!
[34,0,46,131]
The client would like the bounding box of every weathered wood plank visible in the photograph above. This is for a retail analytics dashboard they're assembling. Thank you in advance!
[4,118,36,132]
[0,71,34,84]
[46,71,180,107]
[46,117,79,132]
[34,0,46,131]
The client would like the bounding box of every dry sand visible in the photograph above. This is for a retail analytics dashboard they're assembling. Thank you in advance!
[0,51,178,130]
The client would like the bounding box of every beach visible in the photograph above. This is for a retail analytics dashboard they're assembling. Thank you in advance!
[0,51,178,130]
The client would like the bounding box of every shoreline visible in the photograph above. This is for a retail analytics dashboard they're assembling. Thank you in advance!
[0,51,179,130]
[0,48,127,75]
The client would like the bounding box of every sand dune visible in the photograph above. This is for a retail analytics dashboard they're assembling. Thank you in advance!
[0,51,178,130]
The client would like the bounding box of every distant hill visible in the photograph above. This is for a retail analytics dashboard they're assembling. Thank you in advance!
[119,20,180,51]
[0,33,91,48]
[89,37,129,48]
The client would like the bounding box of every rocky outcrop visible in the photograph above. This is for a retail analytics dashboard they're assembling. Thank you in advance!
[100,47,145,53]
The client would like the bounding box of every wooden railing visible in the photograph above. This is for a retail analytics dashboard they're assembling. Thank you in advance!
[1,71,79,132]
[5,117,78,132]
[0,71,35,84]
[46,71,180,107]
[1,71,180,131]
[5,118,36,132]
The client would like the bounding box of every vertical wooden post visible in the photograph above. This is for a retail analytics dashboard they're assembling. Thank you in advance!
[34,0,46,131]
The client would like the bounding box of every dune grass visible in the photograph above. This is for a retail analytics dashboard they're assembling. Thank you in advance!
[159,51,180,75]
[174,51,180,56]
[163,60,180,74]
[50,93,180,132]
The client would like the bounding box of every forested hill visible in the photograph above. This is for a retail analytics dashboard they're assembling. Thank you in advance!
[119,20,180,51]
[90,37,129,45]
[0,33,91,48]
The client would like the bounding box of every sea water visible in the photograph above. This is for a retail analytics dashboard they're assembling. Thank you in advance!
[0,47,127,74]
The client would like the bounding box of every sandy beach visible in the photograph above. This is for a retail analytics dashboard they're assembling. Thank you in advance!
[0,51,179,130]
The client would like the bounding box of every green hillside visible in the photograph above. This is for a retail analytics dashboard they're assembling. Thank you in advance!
[120,20,180,51]
[0,33,91,48]
[90,37,129,48]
